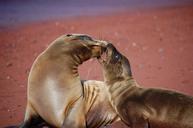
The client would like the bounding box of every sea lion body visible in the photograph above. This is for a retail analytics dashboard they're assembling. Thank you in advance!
[21,34,118,128]
[82,80,119,127]
[109,80,193,128]
[99,43,193,128]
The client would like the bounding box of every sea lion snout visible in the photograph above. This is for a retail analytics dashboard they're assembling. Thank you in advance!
[64,34,109,58]
[98,43,122,65]
[87,40,108,58]
[88,39,108,58]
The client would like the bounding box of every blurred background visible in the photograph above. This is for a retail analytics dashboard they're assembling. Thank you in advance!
[1,0,193,26]
[0,0,193,127]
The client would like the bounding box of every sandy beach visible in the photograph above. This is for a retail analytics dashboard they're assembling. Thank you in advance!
[0,4,193,128]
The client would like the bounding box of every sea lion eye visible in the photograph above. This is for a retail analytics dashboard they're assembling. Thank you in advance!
[115,54,119,59]
[110,52,121,64]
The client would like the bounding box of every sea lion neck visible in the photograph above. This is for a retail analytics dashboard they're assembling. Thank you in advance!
[103,62,133,86]
[71,49,92,66]
[105,76,134,86]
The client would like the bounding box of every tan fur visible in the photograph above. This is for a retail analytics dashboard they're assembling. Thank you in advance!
[83,80,119,128]
[21,34,119,128]
[99,43,193,128]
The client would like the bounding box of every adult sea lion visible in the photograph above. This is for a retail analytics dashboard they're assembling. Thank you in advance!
[20,34,119,128]
[98,43,193,128]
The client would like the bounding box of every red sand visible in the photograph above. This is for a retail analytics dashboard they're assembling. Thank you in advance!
[0,6,193,128]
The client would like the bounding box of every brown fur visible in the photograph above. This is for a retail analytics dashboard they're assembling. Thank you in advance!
[20,34,119,128]
[99,43,193,128]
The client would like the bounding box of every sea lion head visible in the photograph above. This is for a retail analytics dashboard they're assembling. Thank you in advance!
[98,43,132,84]
[47,34,108,64]
[65,34,108,57]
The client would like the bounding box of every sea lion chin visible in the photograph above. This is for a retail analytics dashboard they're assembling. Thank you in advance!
[20,34,119,128]
[98,43,193,128]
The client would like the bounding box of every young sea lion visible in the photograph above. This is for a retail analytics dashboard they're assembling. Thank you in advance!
[98,43,193,128]
[20,34,119,128]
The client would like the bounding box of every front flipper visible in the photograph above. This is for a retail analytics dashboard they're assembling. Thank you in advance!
[130,117,150,128]
[62,98,86,128]
[118,102,150,128]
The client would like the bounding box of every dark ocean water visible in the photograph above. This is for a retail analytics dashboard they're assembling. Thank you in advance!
[0,0,193,26]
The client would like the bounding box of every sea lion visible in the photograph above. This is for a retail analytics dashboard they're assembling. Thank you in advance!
[20,34,119,128]
[98,43,193,128]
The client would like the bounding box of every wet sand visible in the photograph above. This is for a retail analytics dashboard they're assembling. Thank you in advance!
[0,5,193,128]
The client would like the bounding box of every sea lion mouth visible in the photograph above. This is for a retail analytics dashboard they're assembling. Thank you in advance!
[97,47,108,64]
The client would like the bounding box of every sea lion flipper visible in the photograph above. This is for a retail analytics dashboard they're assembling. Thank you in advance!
[62,98,86,128]
[19,102,45,128]
[128,117,149,128]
